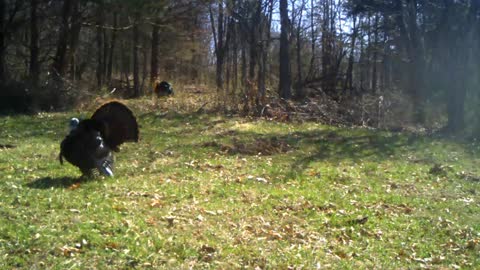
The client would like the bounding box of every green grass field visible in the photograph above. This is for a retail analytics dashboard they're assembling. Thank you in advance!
[0,98,479,269]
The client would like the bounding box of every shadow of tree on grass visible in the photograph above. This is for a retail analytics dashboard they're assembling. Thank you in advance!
[201,128,417,176]
[289,130,411,174]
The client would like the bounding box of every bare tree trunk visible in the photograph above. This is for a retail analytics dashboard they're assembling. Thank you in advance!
[444,0,478,132]
[321,1,328,89]
[190,12,200,81]
[52,0,72,77]
[241,40,246,87]
[248,41,256,82]
[0,0,5,81]
[217,0,225,90]
[226,48,231,95]
[279,0,292,99]
[371,13,379,93]
[257,48,264,109]
[381,12,390,91]
[365,16,371,91]
[141,35,148,93]
[359,18,365,92]
[446,68,466,132]
[307,0,316,79]
[257,0,273,108]
[132,15,140,97]
[295,0,306,99]
[232,23,238,95]
[96,1,104,87]
[249,1,261,84]
[68,0,81,82]
[107,12,117,82]
[29,0,40,86]
[121,39,130,90]
[103,26,108,83]
[225,10,234,98]
[150,17,159,85]
[407,0,425,124]
[344,14,357,93]
[253,0,263,110]
[395,0,425,123]
[209,0,225,91]
[445,28,468,133]
[321,0,337,95]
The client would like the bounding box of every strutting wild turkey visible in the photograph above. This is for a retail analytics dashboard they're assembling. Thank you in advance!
[59,101,139,177]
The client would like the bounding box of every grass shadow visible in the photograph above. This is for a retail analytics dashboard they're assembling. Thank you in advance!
[1,113,68,142]
[26,176,89,189]
[203,128,417,176]
[289,131,409,173]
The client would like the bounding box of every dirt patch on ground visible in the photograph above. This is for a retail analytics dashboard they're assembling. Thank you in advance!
[202,137,293,156]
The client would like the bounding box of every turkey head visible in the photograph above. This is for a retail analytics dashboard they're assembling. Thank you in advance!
[59,101,139,177]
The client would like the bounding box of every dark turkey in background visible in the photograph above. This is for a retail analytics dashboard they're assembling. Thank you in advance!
[154,81,174,97]
[59,101,139,177]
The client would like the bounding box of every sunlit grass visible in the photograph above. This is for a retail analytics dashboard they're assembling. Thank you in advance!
[0,97,479,269]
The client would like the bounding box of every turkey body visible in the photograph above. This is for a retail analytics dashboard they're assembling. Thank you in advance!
[59,101,138,177]
[154,81,174,97]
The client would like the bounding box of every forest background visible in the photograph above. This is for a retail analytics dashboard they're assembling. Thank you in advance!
[1,0,480,136]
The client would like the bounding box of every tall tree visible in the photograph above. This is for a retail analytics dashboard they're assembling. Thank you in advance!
[0,0,5,81]
[29,0,39,86]
[210,0,226,91]
[107,12,118,83]
[52,0,72,77]
[294,0,306,99]
[68,0,81,82]
[441,0,478,132]
[258,0,274,106]
[371,13,379,93]
[307,0,317,80]
[344,14,357,92]
[279,0,291,99]
[150,17,160,85]
[96,1,105,87]
[249,1,260,82]
[371,13,379,92]
[231,5,238,94]
[402,0,426,124]
[132,13,140,97]
[320,0,345,97]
